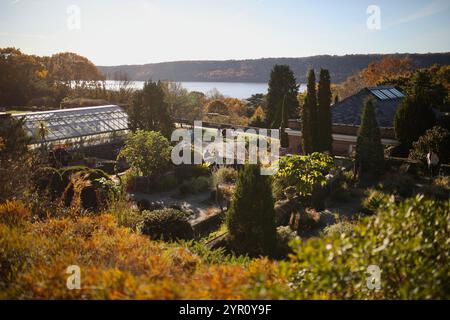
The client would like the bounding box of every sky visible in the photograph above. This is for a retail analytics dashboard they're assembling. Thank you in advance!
[0,0,449,66]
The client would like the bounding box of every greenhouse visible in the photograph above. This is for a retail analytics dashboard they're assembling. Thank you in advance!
[12,105,129,145]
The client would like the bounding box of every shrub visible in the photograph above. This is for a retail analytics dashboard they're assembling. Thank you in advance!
[288,195,450,299]
[0,201,31,227]
[32,167,62,195]
[0,224,33,290]
[298,208,321,232]
[212,167,237,186]
[0,116,32,202]
[276,226,298,256]
[227,164,277,257]
[409,126,450,165]
[158,172,178,191]
[394,72,437,148]
[0,213,286,299]
[179,176,211,195]
[323,221,355,237]
[107,199,143,230]
[117,130,171,177]
[275,153,334,198]
[174,164,210,182]
[139,209,194,241]
[378,172,415,198]
[362,189,386,214]
[422,176,450,200]
[33,166,114,211]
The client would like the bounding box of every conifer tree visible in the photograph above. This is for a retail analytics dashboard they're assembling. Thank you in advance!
[280,95,289,148]
[127,80,173,138]
[301,96,313,154]
[394,71,436,149]
[356,99,385,179]
[317,69,333,153]
[266,65,299,128]
[226,164,277,257]
[302,70,319,153]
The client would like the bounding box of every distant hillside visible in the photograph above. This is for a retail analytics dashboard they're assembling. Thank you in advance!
[98,53,450,84]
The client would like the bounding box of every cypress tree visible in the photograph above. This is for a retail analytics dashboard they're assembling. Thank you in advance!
[266,65,299,128]
[301,96,313,154]
[280,95,289,148]
[302,69,318,153]
[317,69,333,153]
[356,99,385,179]
[226,164,277,257]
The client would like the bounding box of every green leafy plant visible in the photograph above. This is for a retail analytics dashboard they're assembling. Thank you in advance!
[139,208,194,241]
[287,195,450,299]
[275,153,334,198]
[362,188,386,214]
[118,130,171,177]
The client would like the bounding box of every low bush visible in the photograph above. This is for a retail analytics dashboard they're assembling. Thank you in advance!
[422,176,450,200]
[287,195,450,299]
[276,226,298,256]
[275,153,334,199]
[378,172,415,198]
[0,214,286,299]
[0,201,31,227]
[179,176,211,195]
[158,173,178,191]
[107,199,143,230]
[409,126,450,165]
[212,167,238,186]
[299,208,321,230]
[323,221,355,237]
[139,209,194,241]
[174,164,210,182]
[33,166,113,211]
[362,189,386,214]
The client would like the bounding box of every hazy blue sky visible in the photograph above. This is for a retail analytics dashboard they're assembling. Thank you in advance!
[1,0,449,65]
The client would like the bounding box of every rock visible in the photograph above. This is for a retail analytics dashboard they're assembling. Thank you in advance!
[275,197,301,226]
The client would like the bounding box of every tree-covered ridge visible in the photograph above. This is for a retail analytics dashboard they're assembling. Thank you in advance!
[98,53,450,83]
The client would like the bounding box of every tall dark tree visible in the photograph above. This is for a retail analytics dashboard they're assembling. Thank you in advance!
[127,80,173,138]
[302,69,319,153]
[266,65,299,128]
[394,71,436,149]
[355,99,385,179]
[280,96,289,148]
[226,164,277,257]
[301,96,313,154]
[317,69,333,153]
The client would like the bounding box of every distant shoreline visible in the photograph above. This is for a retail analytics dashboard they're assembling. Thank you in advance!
[98,52,450,84]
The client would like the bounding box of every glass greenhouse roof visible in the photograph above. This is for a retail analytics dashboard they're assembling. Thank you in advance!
[13,105,128,143]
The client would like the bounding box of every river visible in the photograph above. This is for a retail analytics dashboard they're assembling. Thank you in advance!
[104,80,306,99]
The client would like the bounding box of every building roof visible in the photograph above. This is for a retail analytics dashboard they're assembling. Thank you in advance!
[332,86,405,128]
[12,105,128,143]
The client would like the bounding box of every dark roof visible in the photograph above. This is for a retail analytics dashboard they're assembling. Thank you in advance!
[332,86,405,128]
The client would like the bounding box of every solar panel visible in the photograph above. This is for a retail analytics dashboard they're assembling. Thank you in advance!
[370,89,389,100]
[389,88,405,98]
[381,89,397,99]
